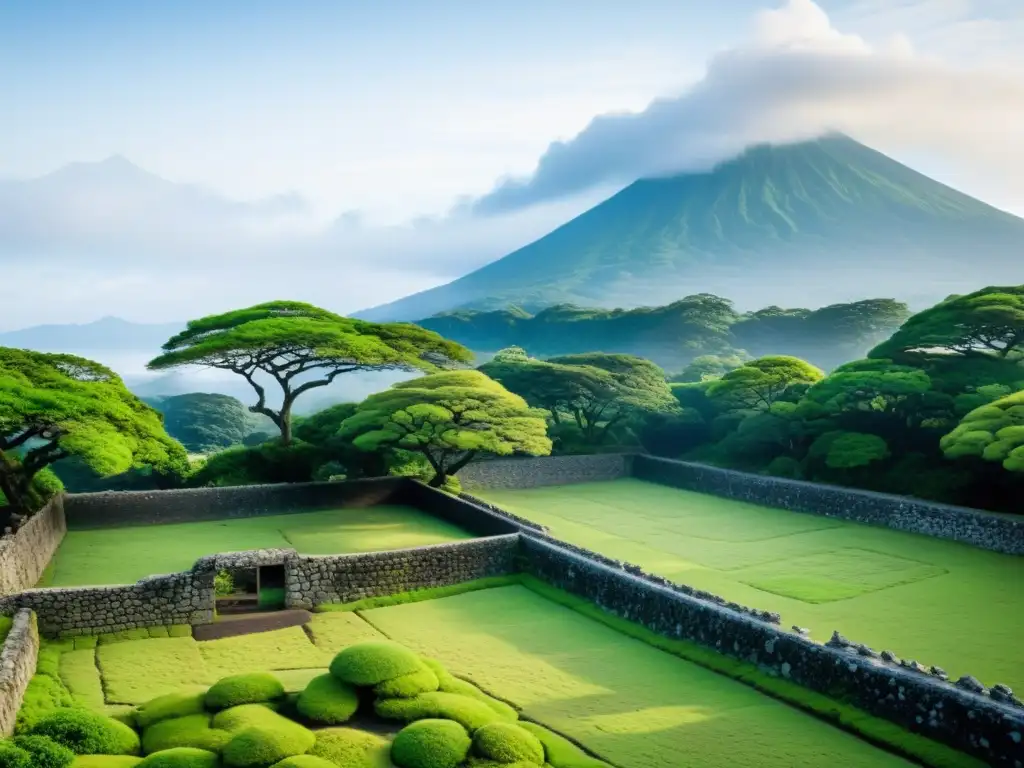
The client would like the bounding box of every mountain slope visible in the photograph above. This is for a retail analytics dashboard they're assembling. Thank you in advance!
[0,316,183,352]
[359,134,1024,320]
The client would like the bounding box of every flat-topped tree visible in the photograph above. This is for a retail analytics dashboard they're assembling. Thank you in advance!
[337,370,551,487]
[0,348,186,523]
[147,301,473,444]
[869,286,1024,360]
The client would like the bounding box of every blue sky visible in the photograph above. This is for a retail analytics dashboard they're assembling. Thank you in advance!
[1,0,1022,327]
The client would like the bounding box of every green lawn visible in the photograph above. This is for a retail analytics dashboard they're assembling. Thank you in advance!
[40,506,472,587]
[50,587,914,768]
[478,479,1024,691]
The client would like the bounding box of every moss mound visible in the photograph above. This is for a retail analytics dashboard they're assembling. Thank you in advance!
[269,756,338,768]
[420,661,517,721]
[329,643,424,686]
[11,734,75,768]
[294,674,359,725]
[29,709,141,756]
[135,691,208,730]
[15,672,76,732]
[376,692,503,733]
[71,758,143,767]
[374,667,439,699]
[391,720,471,768]
[0,742,32,768]
[308,728,390,768]
[206,674,285,711]
[472,723,544,765]
[137,748,219,767]
[212,705,288,735]
[464,760,540,768]
[142,714,232,755]
[221,719,316,767]
[516,722,608,768]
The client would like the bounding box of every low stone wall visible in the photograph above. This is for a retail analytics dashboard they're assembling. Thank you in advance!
[520,536,1024,766]
[401,482,532,536]
[634,455,1024,555]
[0,609,38,736]
[457,454,633,491]
[63,477,407,529]
[286,535,520,609]
[0,497,67,595]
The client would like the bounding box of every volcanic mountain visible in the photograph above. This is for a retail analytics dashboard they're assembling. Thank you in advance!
[358,134,1024,321]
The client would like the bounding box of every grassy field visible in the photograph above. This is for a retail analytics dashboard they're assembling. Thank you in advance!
[40,506,471,587]
[478,479,1024,691]
[41,585,916,768]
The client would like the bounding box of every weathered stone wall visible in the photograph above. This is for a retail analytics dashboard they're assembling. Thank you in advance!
[634,455,1024,555]
[399,482,533,535]
[63,477,407,529]
[457,454,633,491]
[0,569,215,637]
[0,497,67,595]
[520,535,1024,766]
[0,609,38,737]
[286,535,520,609]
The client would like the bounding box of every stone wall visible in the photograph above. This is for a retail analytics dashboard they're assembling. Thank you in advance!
[520,536,1024,766]
[457,454,633,491]
[0,609,38,737]
[63,477,407,529]
[634,455,1024,555]
[285,535,520,609]
[400,482,533,536]
[0,496,67,595]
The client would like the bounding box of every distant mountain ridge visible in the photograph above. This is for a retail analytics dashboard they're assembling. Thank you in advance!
[0,316,183,353]
[359,134,1024,320]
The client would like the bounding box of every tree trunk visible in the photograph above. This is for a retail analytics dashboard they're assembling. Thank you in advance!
[428,472,446,488]
[279,403,294,445]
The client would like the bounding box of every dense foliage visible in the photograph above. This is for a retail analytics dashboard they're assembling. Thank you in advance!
[0,348,187,521]
[480,351,677,451]
[337,371,551,487]
[420,294,908,373]
[624,293,1024,512]
[143,393,271,454]
[148,301,473,444]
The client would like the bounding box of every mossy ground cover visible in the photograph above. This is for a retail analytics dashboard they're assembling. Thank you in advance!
[360,585,915,768]
[479,478,1024,690]
[40,506,471,587]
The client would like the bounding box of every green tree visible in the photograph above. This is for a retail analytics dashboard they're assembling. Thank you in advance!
[0,348,186,521]
[337,370,551,487]
[810,431,891,470]
[148,301,472,445]
[870,286,1024,360]
[706,356,824,410]
[145,393,252,453]
[940,391,1024,472]
[670,354,745,383]
[482,352,678,444]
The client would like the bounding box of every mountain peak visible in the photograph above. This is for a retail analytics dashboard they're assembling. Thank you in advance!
[358,136,1024,321]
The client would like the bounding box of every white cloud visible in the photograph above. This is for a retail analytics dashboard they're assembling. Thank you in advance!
[471,0,1024,215]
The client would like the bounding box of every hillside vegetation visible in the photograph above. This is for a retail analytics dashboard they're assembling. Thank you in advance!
[420,294,909,373]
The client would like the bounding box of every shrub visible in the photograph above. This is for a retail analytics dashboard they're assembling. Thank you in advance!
[206,673,286,711]
[329,643,424,686]
[28,709,141,756]
[516,722,608,768]
[10,734,74,768]
[295,674,359,725]
[0,742,32,768]
[141,714,232,755]
[307,728,389,768]
[269,756,338,768]
[137,748,220,767]
[391,720,471,768]
[375,692,503,732]
[221,719,316,767]
[472,723,544,764]
[64,758,142,767]
[374,667,439,699]
[135,691,208,729]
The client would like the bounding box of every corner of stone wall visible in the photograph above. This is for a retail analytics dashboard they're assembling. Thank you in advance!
[0,496,67,596]
[0,608,40,736]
